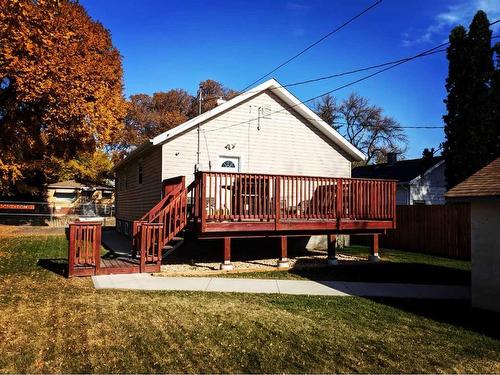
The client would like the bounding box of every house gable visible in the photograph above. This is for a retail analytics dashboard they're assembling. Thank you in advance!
[152,79,365,161]
[160,88,354,185]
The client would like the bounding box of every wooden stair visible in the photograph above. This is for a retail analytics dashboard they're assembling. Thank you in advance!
[162,235,185,257]
[132,177,192,262]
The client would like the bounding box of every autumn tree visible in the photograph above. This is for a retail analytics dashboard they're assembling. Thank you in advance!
[50,151,114,185]
[190,79,238,116]
[443,11,499,189]
[116,80,238,152]
[315,93,407,165]
[115,89,192,151]
[0,0,127,197]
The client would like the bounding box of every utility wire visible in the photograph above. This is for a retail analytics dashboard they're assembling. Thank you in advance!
[240,0,383,92]
[203,44,446,133]
[203,27,499,134]
[332,121,444,129]
[199,112,444,129]
[203,47,446,102]
[204,31,499,102]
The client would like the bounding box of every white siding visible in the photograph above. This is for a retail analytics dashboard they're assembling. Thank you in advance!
[161,90,352,185]
[396,185,410,205]
[409,162,446,205]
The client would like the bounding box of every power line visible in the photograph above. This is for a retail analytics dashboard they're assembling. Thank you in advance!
[204,32,499,103]
[332,121,444,129]
[203,44,447,134]
[240,0,383,92]
[283,48,446,88]
[203,47,446,102]
[204,26,500,134]
[202,23,499,135]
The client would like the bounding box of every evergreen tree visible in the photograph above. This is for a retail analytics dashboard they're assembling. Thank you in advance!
[443,11,498,189]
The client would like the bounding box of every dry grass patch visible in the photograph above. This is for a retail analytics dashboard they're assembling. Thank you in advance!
[0,235,498,373]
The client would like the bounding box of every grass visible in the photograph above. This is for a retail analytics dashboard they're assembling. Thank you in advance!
[213,245,471,285]
[0,235,499,373]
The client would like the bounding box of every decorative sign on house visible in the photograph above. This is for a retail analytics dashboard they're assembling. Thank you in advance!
[0,203,35,210]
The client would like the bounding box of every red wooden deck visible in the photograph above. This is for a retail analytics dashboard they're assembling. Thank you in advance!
[68,172,396,277]
[189,172,396,238]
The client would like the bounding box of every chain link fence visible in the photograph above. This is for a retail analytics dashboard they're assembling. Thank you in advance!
[0,201,115,227]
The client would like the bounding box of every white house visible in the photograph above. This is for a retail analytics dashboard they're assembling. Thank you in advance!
[112,78,365,234]
[352,154,446,205]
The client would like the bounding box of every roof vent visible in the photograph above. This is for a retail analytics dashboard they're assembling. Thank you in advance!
[216,97,227,106]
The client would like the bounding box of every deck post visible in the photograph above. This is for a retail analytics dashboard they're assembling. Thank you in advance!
[94,224,102,274]
[220,237,234,270]
[327,234,338,265]
[68,224,75,277]
[277,236,289,268]
[369,234,380,262]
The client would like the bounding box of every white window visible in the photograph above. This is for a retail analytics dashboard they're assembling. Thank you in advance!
[218,156,240,172]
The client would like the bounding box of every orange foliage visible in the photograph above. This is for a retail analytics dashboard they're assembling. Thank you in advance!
[0,0,126,196]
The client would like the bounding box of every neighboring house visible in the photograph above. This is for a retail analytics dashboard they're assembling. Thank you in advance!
[113,78,365,234]
[446,156,500,313]
[47,179,114,215]
[352,154,446,205]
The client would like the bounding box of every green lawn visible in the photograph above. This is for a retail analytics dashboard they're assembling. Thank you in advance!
[0,235,499,373]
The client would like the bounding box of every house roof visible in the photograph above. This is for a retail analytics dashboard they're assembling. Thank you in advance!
[445,156,500,199]
[47,180,113,190]
[351,156,444,183]
[113,79,365,171]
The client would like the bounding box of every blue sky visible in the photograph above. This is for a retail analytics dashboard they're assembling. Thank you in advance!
[80,0,500,159]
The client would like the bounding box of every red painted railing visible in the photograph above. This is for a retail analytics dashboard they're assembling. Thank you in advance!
[133,177,189,259]
[139,177,186,222]
[151,187,188,245]
[139,222,164,272]
[194,172,396,229]
[133,177,186,257]
[68,222,102,277]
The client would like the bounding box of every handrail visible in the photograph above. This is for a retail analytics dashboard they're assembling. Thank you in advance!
[196,171,397,226]
[151,188,188,244]
[186,177,200,220]
[140,183,184,222]
[146,185,184,223]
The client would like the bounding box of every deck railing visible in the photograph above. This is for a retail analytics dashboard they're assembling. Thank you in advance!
[192,172,396,229]
[68,222,102,277]
[138,222,164,272]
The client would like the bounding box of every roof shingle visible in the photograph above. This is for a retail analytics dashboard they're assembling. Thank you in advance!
[445,157,500,198]
[351,156,444,183]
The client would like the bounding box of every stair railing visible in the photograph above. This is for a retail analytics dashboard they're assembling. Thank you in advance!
[132,183,185,257]
[150,187,188,245]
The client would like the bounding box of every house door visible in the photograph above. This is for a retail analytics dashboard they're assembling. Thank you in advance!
[218,156,240,172]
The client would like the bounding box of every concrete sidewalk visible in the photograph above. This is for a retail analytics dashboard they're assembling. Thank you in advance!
[92,274,470,299]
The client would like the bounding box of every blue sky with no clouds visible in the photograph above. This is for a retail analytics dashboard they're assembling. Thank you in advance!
[80,0,500,159]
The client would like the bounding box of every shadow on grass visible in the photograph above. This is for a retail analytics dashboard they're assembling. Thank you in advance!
[37,258,68,277]
[289,260,471,285]
[369,297,500,340]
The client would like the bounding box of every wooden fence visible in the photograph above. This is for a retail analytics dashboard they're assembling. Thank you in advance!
[377,204,471,259]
